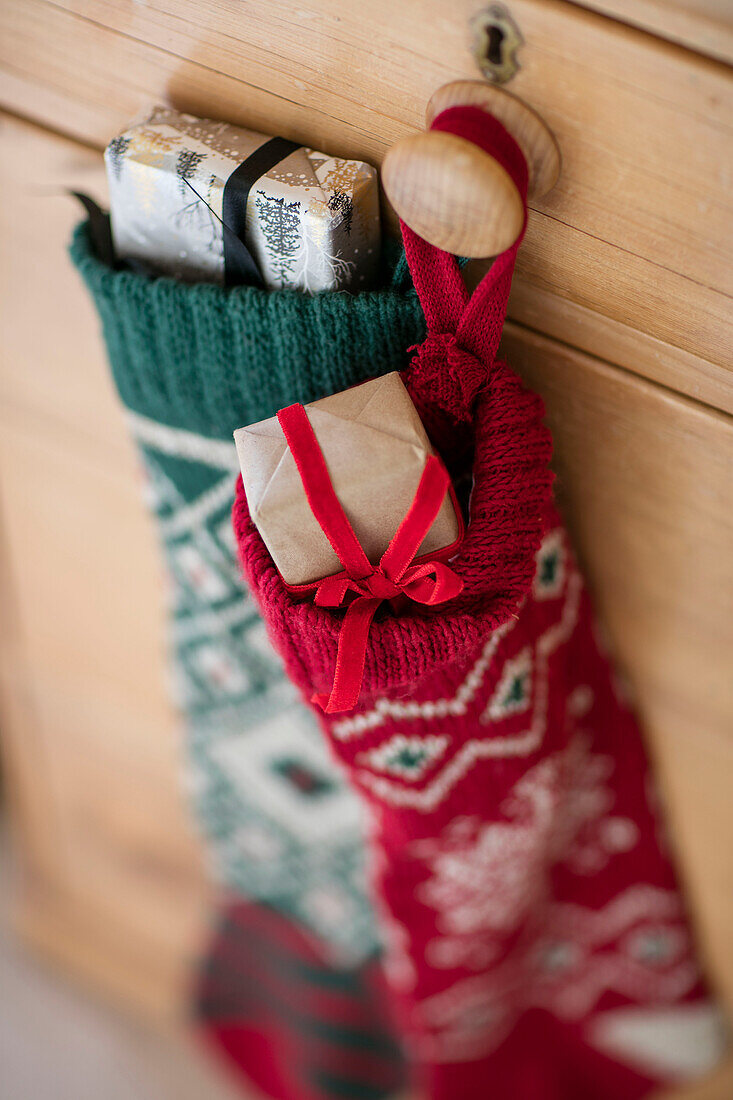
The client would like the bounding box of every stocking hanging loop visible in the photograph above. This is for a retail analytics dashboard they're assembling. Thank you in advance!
[398,102,536,422]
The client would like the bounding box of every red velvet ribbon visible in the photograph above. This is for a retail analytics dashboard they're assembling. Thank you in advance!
[276,403,464,714]
[400,105,529,366]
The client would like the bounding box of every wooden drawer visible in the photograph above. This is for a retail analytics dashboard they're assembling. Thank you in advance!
[580,0,733,61]
[0,4,731,1096]
[0,117,213,1020]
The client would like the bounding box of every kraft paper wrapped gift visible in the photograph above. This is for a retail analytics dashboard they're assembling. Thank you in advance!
[105,106,380,292]
[234,373,462,587]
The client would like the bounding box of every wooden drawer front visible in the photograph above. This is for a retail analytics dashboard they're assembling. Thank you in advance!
[0,115,212,1020]
[0,0,731,413]
[578,0,733,62]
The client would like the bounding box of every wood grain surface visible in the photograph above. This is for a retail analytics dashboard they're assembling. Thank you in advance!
[503,323,733,1011]
[578,0,733,63]
[382,80,561,257]
[383,129,527,256]
[0,0,731,413]
[0,113,213,1023]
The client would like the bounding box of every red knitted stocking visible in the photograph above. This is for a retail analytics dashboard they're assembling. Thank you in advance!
[233,108,727,1098]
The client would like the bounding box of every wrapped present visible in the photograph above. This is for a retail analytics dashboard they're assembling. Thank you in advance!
[234,373,463,587]
[105,106,380,292]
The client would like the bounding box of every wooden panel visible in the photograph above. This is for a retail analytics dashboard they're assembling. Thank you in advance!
[0,114,212,1022]
[505,280,729,414]
[0,0,731,413]
[502,322,733,1009]
[0,425,212,1019]
[503,323,733,735]
[577,0,733,64]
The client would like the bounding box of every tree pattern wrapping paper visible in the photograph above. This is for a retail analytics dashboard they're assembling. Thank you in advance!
[106,106,380,292]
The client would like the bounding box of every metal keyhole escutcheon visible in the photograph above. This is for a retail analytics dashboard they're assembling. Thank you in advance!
[470,5,524,84]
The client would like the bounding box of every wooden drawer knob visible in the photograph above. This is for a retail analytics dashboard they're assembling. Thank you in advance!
[383,80,560,258]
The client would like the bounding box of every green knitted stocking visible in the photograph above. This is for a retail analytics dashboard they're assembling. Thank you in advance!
[70,223,425,1100]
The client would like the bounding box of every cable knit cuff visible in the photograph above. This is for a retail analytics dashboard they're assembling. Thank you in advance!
[69,222,426,438]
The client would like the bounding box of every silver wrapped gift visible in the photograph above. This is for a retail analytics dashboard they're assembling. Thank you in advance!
[105,107,380,292]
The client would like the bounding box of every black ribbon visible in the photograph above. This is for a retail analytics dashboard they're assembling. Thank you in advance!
[70,191,116,266]
[221,136,299,286]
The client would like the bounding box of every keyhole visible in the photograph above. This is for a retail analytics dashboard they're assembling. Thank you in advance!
[470,5,523,85]
[486,24,505,67]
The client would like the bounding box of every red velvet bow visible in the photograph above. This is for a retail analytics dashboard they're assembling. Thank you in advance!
[277,402,464,714]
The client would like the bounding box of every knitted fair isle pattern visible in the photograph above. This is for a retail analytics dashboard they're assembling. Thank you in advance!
[232,108,728,1100]
[134,423,374,961]
[70,224,428,1100]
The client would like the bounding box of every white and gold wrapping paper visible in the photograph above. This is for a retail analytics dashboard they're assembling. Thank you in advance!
[105,107,380,292]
